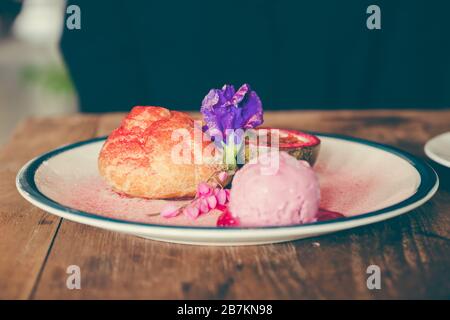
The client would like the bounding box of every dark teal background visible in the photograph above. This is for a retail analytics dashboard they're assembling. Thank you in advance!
[62,0,450,112]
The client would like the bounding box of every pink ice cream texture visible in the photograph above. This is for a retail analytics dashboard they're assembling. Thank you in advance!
[229,152,321,227]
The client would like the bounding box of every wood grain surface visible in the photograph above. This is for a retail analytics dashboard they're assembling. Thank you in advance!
[0,110,449,299]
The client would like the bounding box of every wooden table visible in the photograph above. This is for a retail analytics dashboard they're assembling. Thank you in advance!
[1,110,449,300]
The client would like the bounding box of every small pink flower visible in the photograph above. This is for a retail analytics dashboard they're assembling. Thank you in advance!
[199,199,210,213]
[197,182,212,197]
[184,205,200,219]
[160,204,180,218]
[216,189,227,205]
[206,195,217,209]
[218,171,228,183]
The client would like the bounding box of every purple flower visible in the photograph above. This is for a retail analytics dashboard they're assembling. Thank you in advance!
[201,84,263,141]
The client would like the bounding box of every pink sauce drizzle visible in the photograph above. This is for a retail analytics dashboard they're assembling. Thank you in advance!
[216,208,240,227]
[217,208,345,227]
[316,208,345,222]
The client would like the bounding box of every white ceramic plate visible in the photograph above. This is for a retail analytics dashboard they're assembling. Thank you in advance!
[425,132,450,168]
[16,134,438,246]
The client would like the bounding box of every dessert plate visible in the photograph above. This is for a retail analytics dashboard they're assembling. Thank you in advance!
[16,134,438,246]
[424,132,450,168]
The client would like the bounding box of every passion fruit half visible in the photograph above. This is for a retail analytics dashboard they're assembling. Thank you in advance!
[243,128,321,166]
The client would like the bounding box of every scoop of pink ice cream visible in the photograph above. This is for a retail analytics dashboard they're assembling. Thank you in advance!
[229,151,320,227]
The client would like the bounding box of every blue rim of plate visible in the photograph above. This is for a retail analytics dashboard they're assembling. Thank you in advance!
[16,133,439,231]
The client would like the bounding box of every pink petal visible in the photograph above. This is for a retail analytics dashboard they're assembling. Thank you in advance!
[218,171,228,182]
[216,189,227,205]
[225,189,231,201]
[184,206,200,219]
[197,182,211,196]
[207,195,217,209]
[160,204,180,218]
[199,199,210,213]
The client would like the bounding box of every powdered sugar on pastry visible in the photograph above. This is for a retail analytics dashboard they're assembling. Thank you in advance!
[98,106,225,199]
